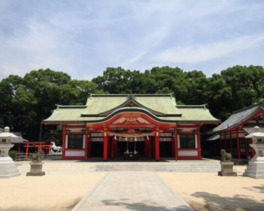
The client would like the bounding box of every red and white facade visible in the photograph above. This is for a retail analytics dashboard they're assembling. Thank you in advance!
[43,94,219,161]
[213,103,264,160]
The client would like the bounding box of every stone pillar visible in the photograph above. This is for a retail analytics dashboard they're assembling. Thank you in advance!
[0,127,20,178]
[27,151,45,176]
[243,143,264,179]
[218,149,237,176]
[218,162,237,176]
[27,162,45,176]
[0,143,20,178]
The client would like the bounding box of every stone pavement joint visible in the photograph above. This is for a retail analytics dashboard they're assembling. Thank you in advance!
[72,171,194,211]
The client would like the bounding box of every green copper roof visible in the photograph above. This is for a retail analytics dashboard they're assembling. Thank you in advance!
[83,95,128,115]
[134,96,181,115]
[43,94,219,124]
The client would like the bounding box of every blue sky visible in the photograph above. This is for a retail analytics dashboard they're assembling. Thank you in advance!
[0,0,264,80]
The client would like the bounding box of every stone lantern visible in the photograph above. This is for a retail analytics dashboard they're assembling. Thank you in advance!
[243,126,264,179]
[0,127,20,178]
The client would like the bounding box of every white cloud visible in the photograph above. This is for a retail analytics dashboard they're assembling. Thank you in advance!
[1,0,264,80]
[153,34,264,63]
[0,17,78,79]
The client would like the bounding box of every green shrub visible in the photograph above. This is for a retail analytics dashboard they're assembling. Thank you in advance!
[9,150,16,160]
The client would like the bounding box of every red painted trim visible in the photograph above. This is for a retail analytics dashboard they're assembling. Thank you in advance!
[236,129,241,159]
[197,127,202,159]
[175,130,178,159]
[103,133,108,161]
[85,131,88,160]
[86,112,176,129]
[155,132,160,161]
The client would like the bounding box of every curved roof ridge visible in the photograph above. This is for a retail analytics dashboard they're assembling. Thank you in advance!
[85,107,178,123]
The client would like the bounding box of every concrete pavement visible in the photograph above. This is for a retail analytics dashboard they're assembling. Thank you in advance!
[72,171,194,211]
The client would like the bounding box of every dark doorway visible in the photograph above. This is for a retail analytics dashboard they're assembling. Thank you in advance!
[160,142,172,157]
[117,140,145,159]
[91,141,103,157]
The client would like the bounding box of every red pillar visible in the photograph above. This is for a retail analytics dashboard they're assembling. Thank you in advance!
[62,127,66,159]
[236,129,241,159]
[87,134,91,158]
[175,130,178,160]
[152,137,155,158]
[172,136,175,158]
[155,132,160,161]
[230,133,233,154]
[145,137,151,158]
[103,132,108,161]
[84,130,88,160]
[172,128,178,159]
[197,127,202,159]
[25,143,29,159]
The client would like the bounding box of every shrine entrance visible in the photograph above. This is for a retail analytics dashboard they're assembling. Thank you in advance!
[115,137,147,160]
[109,135,150,160]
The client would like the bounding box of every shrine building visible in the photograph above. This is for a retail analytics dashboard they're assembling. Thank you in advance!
[213,103,264,160]
[43,94,219,161]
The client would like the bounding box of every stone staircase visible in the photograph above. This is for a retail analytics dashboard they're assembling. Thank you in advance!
[16,159,220,174]
[95,160,220,172]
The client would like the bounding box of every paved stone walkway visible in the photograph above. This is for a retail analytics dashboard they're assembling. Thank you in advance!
[72,171,194,211]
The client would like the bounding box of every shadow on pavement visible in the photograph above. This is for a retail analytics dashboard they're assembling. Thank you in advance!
[101,199,193,211]
[192,191,264,211]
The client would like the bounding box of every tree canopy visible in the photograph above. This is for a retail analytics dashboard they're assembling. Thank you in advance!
[1,65,264,140]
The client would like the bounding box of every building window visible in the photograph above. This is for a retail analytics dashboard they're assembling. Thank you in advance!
[180,134,195,149]
[68,134,83,149]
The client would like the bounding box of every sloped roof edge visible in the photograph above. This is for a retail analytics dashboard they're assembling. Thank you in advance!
[213,103,264,133]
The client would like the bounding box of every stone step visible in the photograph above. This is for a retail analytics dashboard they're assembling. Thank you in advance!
[16,160,221,173]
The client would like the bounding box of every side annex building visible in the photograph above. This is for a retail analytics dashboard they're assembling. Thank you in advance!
[213,103,264,160]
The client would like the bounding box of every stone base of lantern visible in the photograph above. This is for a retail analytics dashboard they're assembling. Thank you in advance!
[218,161,237,176]
[243,157,264,179]
[27,162,45,176]
[0,157,20,178]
